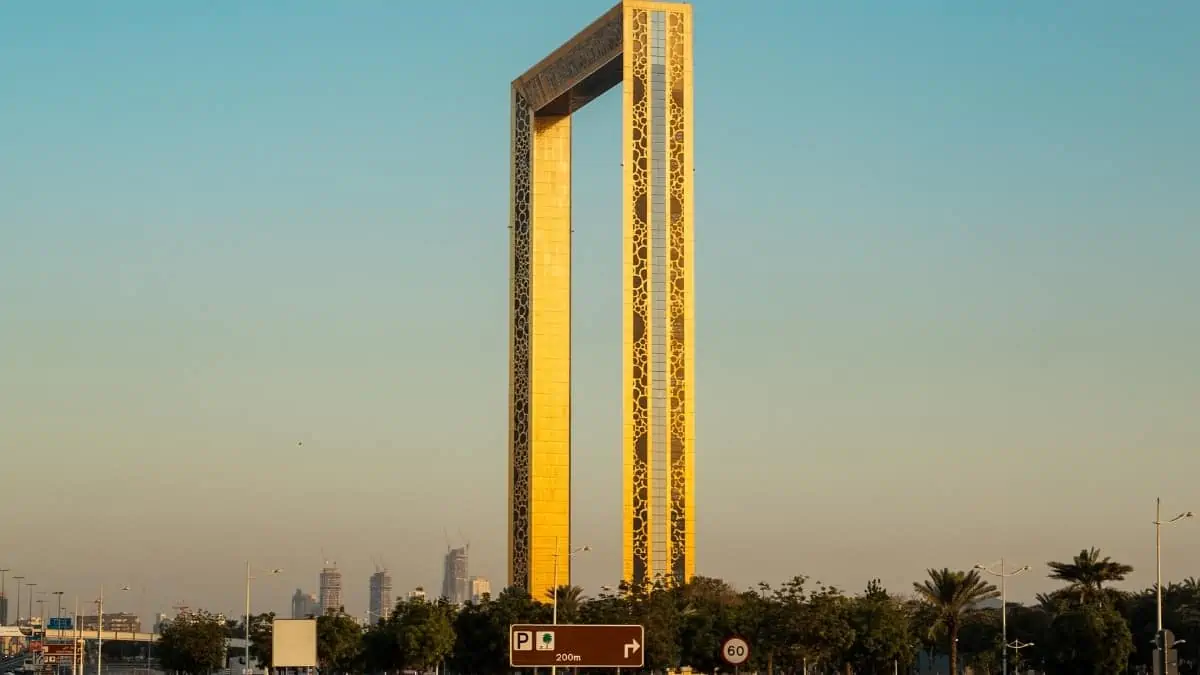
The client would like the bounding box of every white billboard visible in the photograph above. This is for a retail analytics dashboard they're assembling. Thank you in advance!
[271,618,317,668]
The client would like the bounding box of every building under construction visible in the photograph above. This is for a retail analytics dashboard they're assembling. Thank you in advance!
[368,568,392,622]
[441,546,469,604]
[319,565,342,615]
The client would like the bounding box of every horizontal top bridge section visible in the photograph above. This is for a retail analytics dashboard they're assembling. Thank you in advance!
[513,2,623,116]
[512,1,689,116]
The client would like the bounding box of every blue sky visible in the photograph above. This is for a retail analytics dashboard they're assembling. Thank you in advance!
[1,0,1197,620]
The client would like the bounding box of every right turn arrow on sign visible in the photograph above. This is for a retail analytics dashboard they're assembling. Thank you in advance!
[624,638,641,658]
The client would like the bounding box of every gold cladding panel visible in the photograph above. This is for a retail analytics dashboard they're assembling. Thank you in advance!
[509,89,533,590]
[666,7,695,583]
[529,114,572,601]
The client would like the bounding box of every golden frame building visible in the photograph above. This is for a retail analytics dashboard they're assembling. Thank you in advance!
[509,1,695,598]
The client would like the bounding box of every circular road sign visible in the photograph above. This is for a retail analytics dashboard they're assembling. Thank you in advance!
[720,636,750,666]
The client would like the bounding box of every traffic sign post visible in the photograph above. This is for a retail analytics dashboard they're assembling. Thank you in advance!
[510,624,644,669]
[720,636,750,672]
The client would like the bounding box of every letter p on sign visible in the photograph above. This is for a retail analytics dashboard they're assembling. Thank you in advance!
[514,631,533,651]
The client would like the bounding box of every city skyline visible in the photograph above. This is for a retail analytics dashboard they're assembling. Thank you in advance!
[1,0,1198,621]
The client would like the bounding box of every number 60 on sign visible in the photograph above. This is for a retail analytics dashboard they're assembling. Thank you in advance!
[721,636,750,666]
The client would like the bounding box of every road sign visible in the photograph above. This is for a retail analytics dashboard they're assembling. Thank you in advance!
[510,624,644,668]
[44,643,75,657]
[720,636,750,666]
[48,618,72,630]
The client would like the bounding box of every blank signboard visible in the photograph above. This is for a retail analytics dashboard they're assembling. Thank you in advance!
[272,619,317,668]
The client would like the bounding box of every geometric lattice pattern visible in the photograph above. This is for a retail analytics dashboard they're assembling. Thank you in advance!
[510,0,694,599]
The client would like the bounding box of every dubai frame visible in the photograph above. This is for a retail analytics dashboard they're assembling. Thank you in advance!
[509,1,695,599]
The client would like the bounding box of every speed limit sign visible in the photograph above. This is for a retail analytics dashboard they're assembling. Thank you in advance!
[720,636,750,666]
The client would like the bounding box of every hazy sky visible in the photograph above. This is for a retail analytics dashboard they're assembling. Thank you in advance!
[1,0,1198,623]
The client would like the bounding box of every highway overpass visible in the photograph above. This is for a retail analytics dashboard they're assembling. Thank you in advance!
[40,629,247,648]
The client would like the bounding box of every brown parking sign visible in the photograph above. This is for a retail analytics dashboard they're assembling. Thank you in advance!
[510,624,645,668]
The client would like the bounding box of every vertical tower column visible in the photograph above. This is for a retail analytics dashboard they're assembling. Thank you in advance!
[624,1,693,588]
[509,87,573,600]
[529,114,573,599]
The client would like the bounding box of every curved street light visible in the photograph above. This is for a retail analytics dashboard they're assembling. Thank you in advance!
[1154,498,1193,633]
[975,559,1030,675]
[245,563,282,675]
[13,577,24,625]
[551,539,591,675]
[95,584,131,675]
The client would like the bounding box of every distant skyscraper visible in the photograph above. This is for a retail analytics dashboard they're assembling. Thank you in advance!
[368,569,392,622]
[0,596,7,626]
[469,577,491,603]
[442,546,469,604]
[291,589,319,619]
[319,566,343,615]
[406,587,427,601]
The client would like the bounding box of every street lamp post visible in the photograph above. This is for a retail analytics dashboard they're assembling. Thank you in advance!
[96,585,130,675]
[1006,640,1034,670]
[72,596,79,675]
[26,583,37,628]
[14,578,24,624]
[975,559,1030,675]
[53,592,64,623]
[1154,497,1193,633]
[96,587,104,675]
[245,563,282,675]
[550,538,591,675]
[0,569,9,626]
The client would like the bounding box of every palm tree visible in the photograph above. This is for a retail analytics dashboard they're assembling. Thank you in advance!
[545,585,584,622]
[912,568,999,675]
[1047,547,1133,605]
[1035,590,1071,614]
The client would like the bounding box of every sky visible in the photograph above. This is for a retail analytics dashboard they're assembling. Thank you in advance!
[1,0,1198,623]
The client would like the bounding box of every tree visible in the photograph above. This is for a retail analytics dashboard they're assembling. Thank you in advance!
[675,577,742,672]
[631,578,683,671]
[911,568,999,675]
[956,608,1001,674]
[448,586,549,675]
[1047,547,1133,606]
[843,580,915,674]
[317,611,363,674]
[156,611,227,675]
[545,585,585,623]
[1044,602,1134,674]
[366,597,456,673]
[246,612,275,669]
[734,584,784,674]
